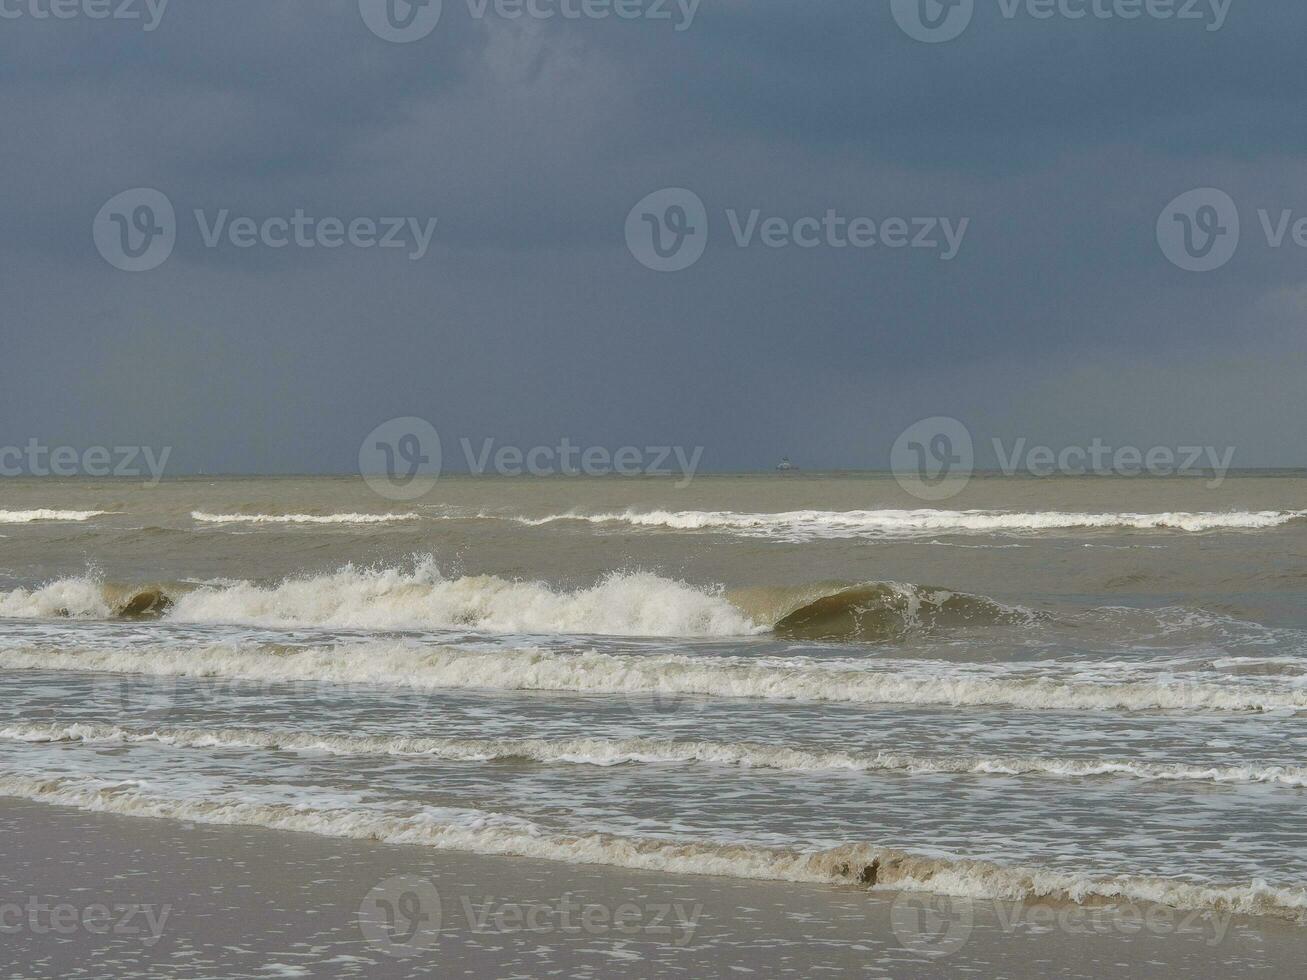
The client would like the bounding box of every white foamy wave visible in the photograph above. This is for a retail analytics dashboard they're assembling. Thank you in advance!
[0,563,761,637]
[163,561,759,636]
[2,642,1302,713]
[520,508,1305,540]
[11,722,1307,789]
[0,509,110,524]
[0,771,1302,919]
[0,576,112,619]
[192,511,420,525]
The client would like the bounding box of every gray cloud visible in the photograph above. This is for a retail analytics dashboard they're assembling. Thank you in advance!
[1,0,1304,473]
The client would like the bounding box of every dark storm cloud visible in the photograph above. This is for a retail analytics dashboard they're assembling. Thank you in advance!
[0,0,1304,473]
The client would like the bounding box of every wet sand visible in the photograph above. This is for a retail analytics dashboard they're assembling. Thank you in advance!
[0,799,1299,979]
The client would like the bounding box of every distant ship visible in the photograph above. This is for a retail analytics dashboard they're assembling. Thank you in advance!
[775,457,798,472]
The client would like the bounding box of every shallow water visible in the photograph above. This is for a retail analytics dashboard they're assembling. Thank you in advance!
[1,474,1305,917]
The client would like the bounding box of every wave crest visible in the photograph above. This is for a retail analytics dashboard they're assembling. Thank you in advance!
[766,583,1036,641]
[165,562,759,637]
[0,509,110,524]
[0,563,1039,641]
[520,508,1305,540]
[192,511,419,525]
[0,563,761,638]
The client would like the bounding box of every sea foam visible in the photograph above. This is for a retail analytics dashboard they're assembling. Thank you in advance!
[0,642,1300,713]
[9,721,1307,788]
[0,509,110,524]
[0,770,1302,919]
[192,511,420,525]
[517,508,1305,540]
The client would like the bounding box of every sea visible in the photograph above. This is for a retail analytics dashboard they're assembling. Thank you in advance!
[1,473,1306,920]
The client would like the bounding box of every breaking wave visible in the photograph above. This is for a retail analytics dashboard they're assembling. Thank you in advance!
[0,509,110,524]
[10,722,1307,789]
[518,508,1305,540]
[764,583,1037,641]
[192,511,420,525]
[0,579,172,621]
[0,562,1033,641]
[0,771,1302,919]
[162,563,758,636]
[0,643,1300,713]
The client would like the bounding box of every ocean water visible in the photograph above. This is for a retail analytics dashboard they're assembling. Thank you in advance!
[2,474,1307,919]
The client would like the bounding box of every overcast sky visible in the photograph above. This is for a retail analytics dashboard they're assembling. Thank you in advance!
[1,0,1304,474]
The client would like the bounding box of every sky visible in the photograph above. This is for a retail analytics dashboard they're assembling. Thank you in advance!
[1,0,1305,474]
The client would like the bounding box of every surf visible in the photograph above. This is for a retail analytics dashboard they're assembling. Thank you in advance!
[10,721,1307,788]
[515,508,1306,540]
[191,511,421,525]
[0,770,1301,920]
[0,641,1301,713]
[0,509,111,524]
[0,563,1036,641]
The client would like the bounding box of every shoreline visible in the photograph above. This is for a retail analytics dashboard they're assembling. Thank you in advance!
[0,798,1301,979]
